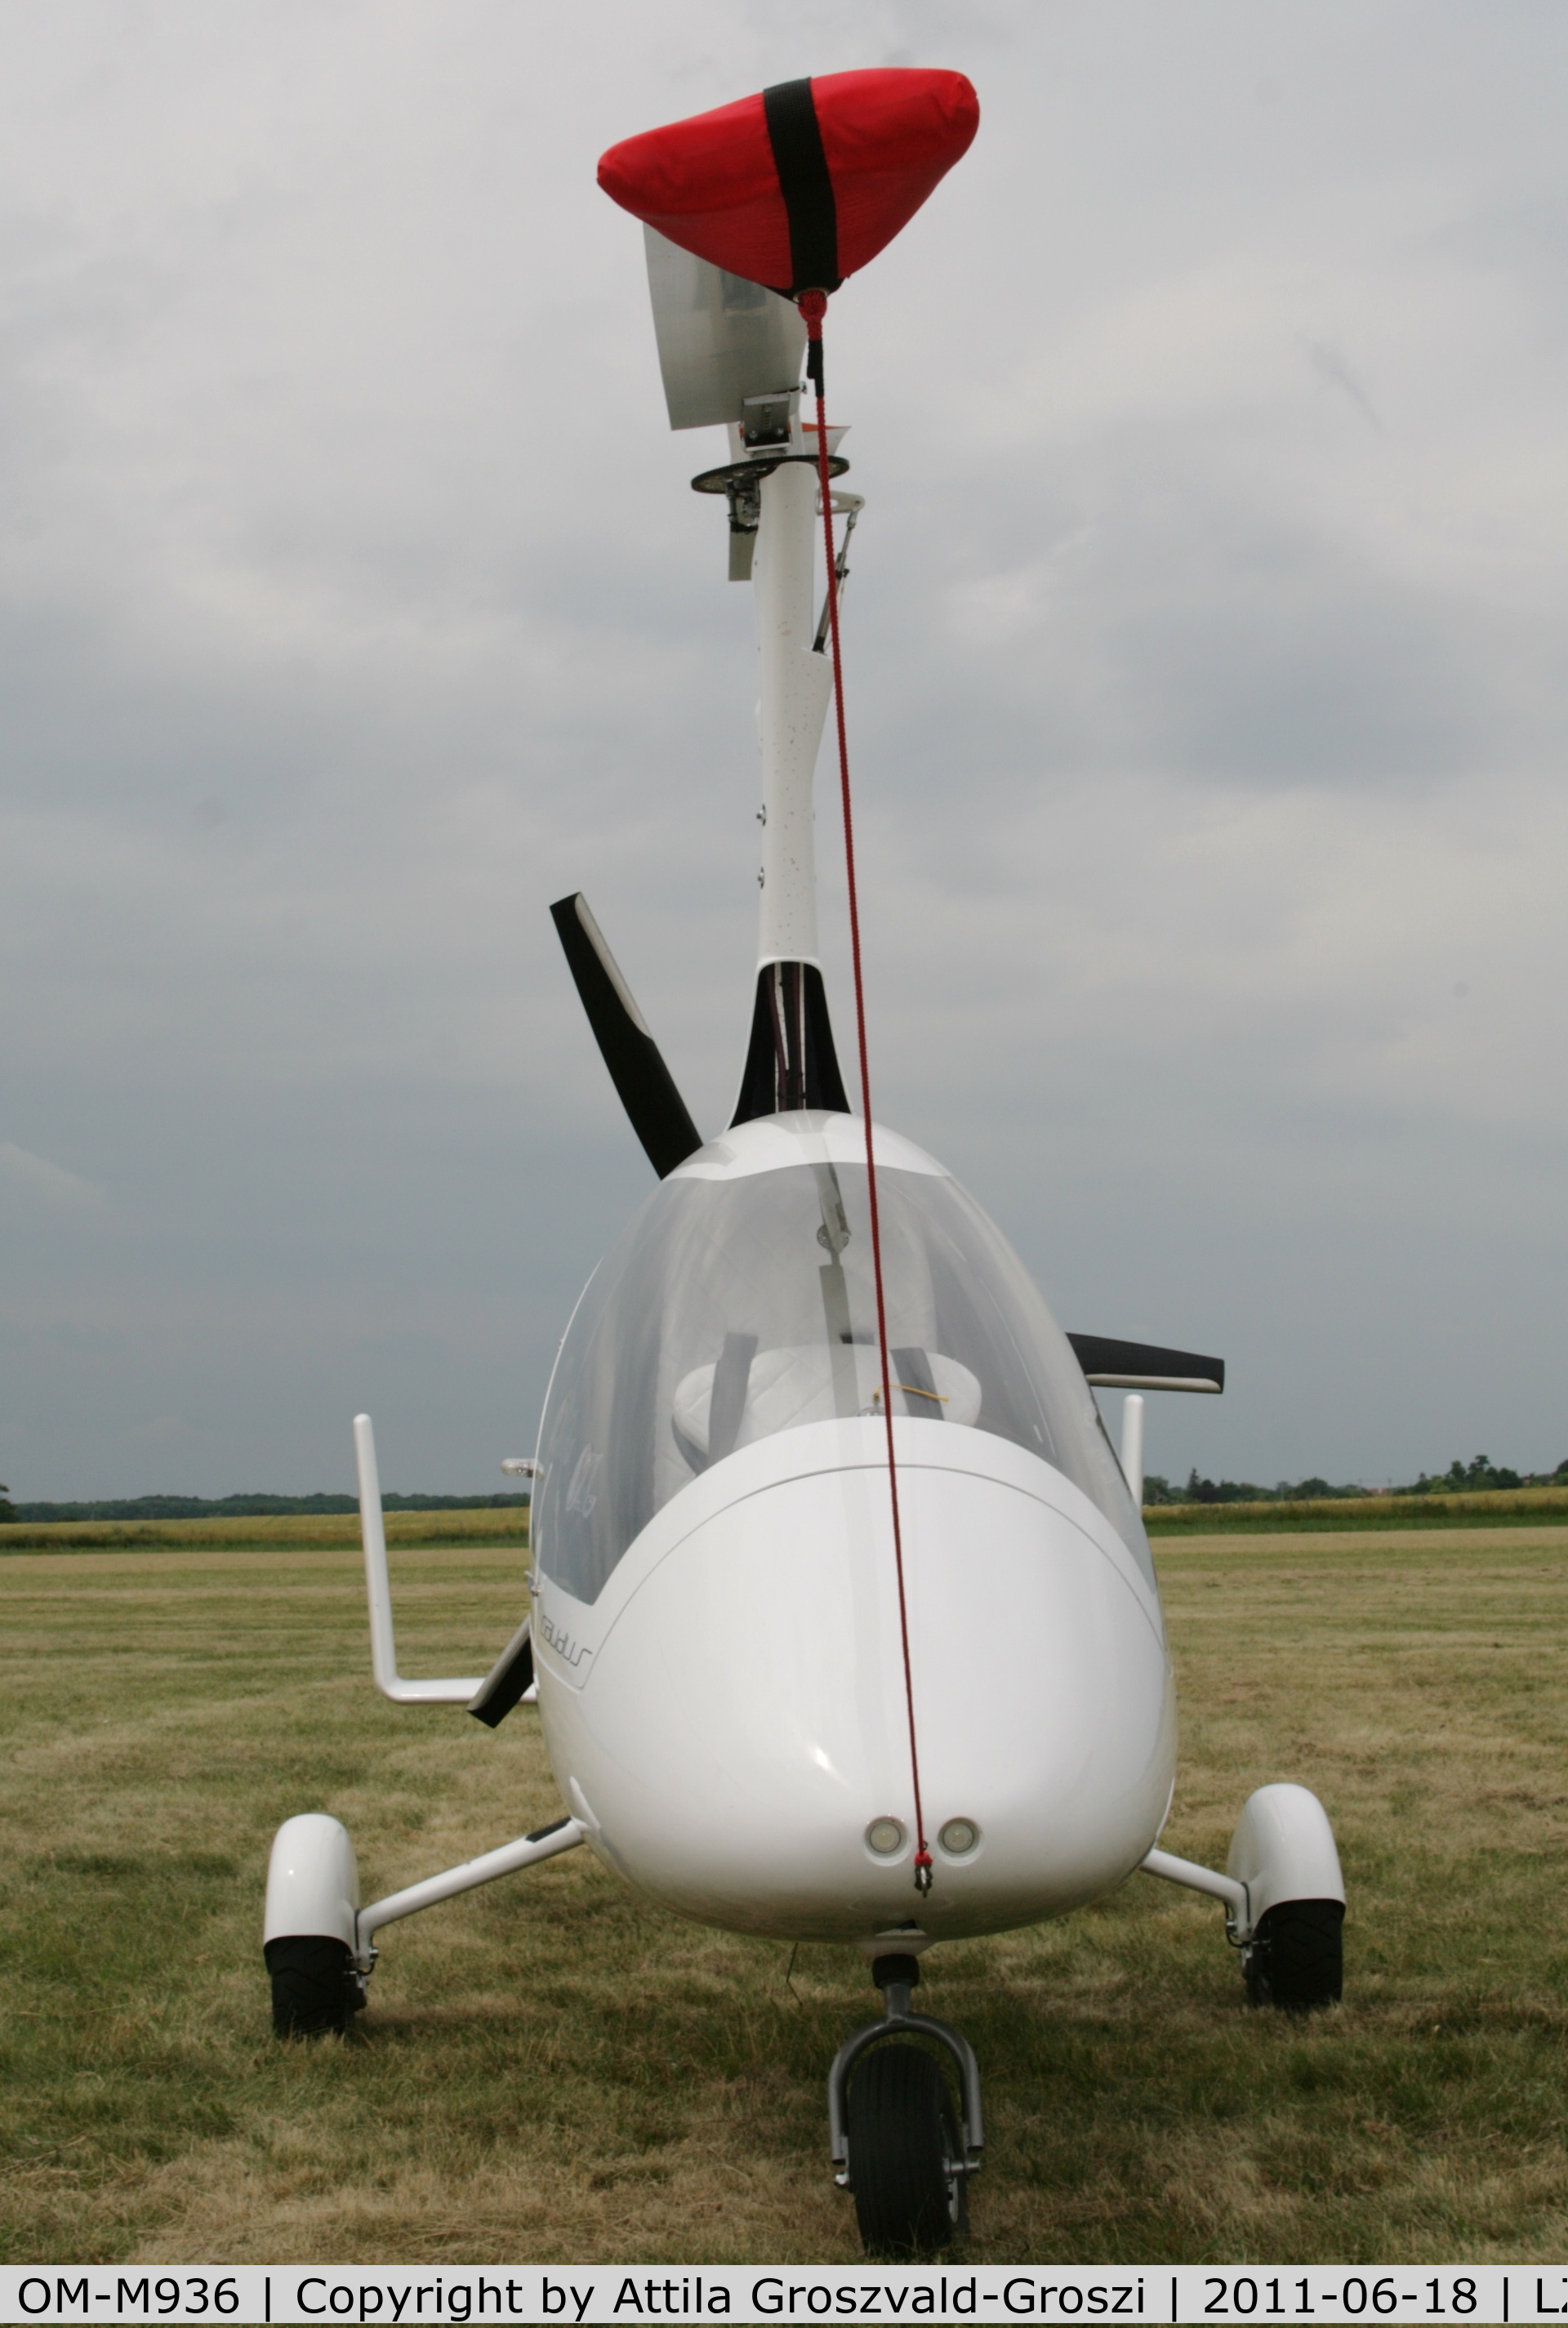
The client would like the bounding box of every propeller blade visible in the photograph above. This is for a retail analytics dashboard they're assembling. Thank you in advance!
[1067,1336,1225,1394]
[550,893,703,1178]
[466,1617,534,1729]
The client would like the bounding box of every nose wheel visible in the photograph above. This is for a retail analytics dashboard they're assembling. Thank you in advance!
[829,1953,982,2256]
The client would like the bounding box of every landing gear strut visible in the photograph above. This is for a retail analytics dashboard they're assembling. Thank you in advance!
[829,1954,982,2257]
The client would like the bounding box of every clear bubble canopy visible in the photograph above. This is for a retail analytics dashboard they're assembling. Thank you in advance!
[533,1114,1143,1605]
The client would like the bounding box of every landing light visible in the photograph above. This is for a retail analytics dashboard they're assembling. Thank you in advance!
[939,1819,979,1856]
[866,1818,906,1856]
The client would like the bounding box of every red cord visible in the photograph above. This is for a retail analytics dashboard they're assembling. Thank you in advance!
[799,290,932,1898]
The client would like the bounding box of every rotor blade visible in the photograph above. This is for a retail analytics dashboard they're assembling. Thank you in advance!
[1067,1335,1225,1394]
[550,893,703,1178]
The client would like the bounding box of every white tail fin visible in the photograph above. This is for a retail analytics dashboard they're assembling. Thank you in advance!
[644,225,805,431]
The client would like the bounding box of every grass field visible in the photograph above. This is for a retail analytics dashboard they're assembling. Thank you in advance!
[1143,1487,1568,1536]
[0,1508,529,1554]
[2,1525,1567,2268]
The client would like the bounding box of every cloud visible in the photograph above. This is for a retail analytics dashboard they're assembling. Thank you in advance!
[0,2,1565,1495]
[1303,337,1381,430]
[0,1141,105,1208]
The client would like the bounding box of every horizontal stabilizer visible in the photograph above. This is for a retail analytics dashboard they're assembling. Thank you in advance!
[1067,1335,1224,1395]
[550,893,702,1178]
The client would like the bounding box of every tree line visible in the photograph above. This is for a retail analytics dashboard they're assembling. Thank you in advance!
[1143,1454,1568,1506]
[4,1456,1563,1523]
[0,1488,531,1523]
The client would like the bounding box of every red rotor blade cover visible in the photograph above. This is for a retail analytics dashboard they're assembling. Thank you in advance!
[598,69,978,298]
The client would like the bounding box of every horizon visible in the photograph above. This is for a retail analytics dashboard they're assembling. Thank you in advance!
[7,1448,1566,1515]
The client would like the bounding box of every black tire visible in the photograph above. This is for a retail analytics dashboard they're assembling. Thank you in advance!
[848,2043,967,2258]
[1244,1899,1344,2012]
[265,1935,361,2036]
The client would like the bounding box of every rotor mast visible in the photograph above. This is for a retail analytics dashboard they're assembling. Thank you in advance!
[728,395,853,1122]
[639,225,852,1119]
[753,417,833,970]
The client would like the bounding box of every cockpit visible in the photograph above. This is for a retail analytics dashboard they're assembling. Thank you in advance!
[532,1114,1143,1604]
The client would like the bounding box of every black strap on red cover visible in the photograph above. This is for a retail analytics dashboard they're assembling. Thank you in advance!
[762,78,841,296]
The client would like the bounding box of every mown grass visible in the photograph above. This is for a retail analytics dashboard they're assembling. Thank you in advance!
[1145,1487,1568,1535]
[2,1527,1566,2266]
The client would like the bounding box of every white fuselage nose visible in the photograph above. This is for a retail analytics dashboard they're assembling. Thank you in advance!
[533,1417,1174,1948]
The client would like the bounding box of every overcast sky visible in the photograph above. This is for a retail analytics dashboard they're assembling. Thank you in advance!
[2,1,1565,1500]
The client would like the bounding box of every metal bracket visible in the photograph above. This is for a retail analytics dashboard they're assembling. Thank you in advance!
[827,1976,984,2191]
[691,451,849,497]
[353,1815,586,1965]
[1140,1845,1253,1943]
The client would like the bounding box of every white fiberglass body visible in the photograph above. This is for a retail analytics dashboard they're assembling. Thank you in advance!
[530,1110,1175,1947]
[263,136,1348,2230]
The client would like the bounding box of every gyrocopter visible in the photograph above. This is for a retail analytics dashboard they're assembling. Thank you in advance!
[263,69,1346,2257]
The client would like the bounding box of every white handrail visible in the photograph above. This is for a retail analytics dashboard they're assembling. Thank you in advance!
[1120,1392,1145,1509]
[354,1412,484,1705]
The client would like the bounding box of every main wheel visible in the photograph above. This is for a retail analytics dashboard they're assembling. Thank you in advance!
[265,1936,362,2036]
[1244,1900,1343,2012]
[848,2043,967,2258]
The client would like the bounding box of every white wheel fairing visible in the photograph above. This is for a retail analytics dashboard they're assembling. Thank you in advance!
[264,1813,360,1949]
[535,1425,1174,1943]
[1227,1782,1345,1924]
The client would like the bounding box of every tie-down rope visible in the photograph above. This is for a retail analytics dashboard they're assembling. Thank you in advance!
[799,288,931,1898]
